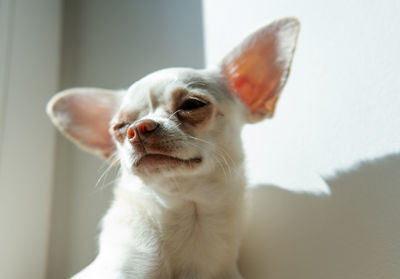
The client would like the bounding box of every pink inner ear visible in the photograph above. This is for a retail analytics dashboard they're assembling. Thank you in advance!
[67,95,114,154]
[222,33,282,116]
[222,19,299,118]
[49,89,119,159]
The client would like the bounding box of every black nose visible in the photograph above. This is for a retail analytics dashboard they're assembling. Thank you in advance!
[127,119,159,143]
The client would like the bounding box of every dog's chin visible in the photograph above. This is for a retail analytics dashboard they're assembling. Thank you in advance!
[132,154,202,174]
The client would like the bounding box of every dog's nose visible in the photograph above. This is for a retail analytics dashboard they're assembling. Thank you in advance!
[127,119,159,143]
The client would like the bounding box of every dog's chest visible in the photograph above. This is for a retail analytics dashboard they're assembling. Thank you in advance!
[162,204,225,269]
[160,203,240,278]
[100,199,238,278]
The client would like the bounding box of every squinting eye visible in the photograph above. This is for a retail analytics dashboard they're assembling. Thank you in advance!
[113,122,129,131]
[112,121,130,142]
[179,99,207,111]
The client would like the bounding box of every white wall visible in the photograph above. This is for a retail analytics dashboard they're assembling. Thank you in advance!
[47,1,205,278]
[203,0,400,278]
[0,1,62,279]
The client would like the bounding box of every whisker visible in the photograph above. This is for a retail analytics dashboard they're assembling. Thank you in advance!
[96,151,120,189]
[182,140,230,180]
[183,135,235,175]
[168,109,182,120]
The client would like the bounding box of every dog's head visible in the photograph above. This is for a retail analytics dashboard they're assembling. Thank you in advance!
[47,18,299,187]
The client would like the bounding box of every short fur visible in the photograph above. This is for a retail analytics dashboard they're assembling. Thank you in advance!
[47,18,300,279]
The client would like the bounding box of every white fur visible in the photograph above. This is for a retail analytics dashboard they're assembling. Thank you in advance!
[47,18,300,279]
[72,69,248,279]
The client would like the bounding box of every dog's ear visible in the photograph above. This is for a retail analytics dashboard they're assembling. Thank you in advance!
[221,18,300,123]
[47,88,122,159]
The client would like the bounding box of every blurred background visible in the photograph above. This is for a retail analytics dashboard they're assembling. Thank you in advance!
[0,0,399,278]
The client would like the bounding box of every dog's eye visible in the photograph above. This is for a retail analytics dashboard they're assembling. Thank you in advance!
[176,98,212,126]
[113,122,129,131]
[112,122,130,142]
[179,99,207,111]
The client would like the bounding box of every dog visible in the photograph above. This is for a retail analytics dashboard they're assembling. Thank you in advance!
[47,17,299,279]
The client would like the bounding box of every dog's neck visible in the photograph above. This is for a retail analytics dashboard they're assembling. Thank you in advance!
[115,162,247,222]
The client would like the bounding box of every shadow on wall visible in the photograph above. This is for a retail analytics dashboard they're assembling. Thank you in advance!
[240,153,400,279]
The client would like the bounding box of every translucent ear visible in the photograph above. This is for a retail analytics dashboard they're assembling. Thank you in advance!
[46,88,122,159]
[221,18,300,123]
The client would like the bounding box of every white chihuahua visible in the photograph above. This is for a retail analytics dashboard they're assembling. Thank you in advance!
[47,18,299,279]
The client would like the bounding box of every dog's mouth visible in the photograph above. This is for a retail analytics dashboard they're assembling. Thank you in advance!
[133,153,202,170]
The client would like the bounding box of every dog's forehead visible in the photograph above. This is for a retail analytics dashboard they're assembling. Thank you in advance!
[119,68,227,112]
